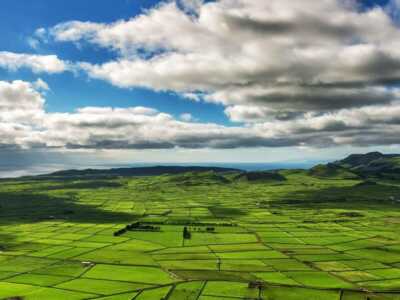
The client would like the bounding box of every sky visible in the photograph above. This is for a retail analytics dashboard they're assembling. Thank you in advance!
[1,0,400,175]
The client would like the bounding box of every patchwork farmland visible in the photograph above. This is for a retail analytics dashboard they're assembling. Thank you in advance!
[0,168,400,299]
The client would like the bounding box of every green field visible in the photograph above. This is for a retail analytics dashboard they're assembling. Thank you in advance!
[0,168,400,299]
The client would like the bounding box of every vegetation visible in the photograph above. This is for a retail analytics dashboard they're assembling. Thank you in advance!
[0,153,400,299]
[233,171,287,182]
[332,151,400,179]
[308,163,359,180]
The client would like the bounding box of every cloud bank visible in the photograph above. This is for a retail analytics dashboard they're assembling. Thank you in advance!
[3,0,400,151]
[1,78,400,151]
[47,1,400,111]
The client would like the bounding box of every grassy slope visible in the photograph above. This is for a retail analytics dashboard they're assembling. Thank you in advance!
[308,164,359,180]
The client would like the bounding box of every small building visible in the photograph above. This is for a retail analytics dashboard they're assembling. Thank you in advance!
[81,261,95,268]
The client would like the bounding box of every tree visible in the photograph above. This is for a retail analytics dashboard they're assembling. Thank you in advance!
[183,226,191,239]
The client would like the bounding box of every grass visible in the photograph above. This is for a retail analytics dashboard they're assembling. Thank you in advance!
[202,281,259,298]
[83,264,175,284]
[55,278,150,295]
[0,170,400,298]
[4,273,72,286]
[0,282,96,300]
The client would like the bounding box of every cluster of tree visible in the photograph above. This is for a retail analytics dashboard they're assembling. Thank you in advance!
[183,226,191,240]
[126,222,160,231]
[114,222,161,236]
[190,226,215,232]
[248,281,264,299]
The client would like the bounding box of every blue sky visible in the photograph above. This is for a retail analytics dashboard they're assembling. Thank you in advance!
[0,0,228,124]
[0,0,400,175]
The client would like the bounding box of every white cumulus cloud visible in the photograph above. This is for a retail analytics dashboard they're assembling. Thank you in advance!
[0,52,68,73]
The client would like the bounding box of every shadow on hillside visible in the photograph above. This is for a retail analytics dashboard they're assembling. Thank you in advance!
[0,192,138,225]
[273,182,400,210]
[43,180,124,190]
[208,206,247,217]
[0,233,16,250]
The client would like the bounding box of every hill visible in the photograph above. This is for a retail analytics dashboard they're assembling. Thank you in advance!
[308,163,359,179]
[31,166,241,180]
[164,171,231,186]
[332,152,400,179]
[13,151,400,182]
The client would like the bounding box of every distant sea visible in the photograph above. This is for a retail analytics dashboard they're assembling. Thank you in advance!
[0,161,320,178]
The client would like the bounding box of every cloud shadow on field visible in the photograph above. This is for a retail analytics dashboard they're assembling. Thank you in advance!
[0,191,138,225]
[273,182,400,210]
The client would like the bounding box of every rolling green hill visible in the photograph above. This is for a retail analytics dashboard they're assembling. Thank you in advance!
[308,163,359,179]
[34,166,241,180]
[333,152,400,179]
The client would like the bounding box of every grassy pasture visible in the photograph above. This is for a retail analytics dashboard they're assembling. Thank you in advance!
[83,264,175,284]
[0,170,400,299]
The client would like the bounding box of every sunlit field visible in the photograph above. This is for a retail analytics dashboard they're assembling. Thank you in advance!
[0,168,400,300]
